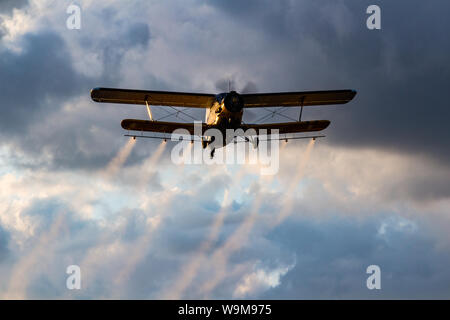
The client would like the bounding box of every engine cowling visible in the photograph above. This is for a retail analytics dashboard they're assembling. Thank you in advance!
[223,91,244,113]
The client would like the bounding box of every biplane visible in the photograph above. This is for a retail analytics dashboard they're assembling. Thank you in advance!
[91,87,356,157]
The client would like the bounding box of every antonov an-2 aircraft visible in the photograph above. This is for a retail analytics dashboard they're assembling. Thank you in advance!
[91,87,356,157]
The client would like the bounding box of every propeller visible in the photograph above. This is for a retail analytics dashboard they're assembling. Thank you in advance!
[214,77,258,94]
[214,77,260,121]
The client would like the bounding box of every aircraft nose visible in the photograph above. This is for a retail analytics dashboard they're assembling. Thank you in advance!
[224,92,244,112]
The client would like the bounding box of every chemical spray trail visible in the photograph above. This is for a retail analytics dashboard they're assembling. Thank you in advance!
[114,143,170,289]
[272,138,315,227]
[200,141,314,297]
[161,189,231,299]
[59,138,136,294]
[3,214,67,299]
[138,141,167,189]
[112,214,162,292]
[102,138,136,178]
[79,142,167,296]
[200,173,278,298]
[107,141,167,292]
[146,141,167,168]
[67,138,136,283]
[174,141,193,177]
[198,141,305,298]
[161,162,253,299]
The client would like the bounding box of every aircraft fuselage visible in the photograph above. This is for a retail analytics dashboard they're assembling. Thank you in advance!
[204,91,246,149]
[206,91,244,130]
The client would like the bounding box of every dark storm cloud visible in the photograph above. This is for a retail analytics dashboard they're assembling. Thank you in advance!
[209,0,291,37]
[0,21,152,170]
[210,0,450,164]
[0,31,104,169]
[96,21,150,83]
[0,32,88,132]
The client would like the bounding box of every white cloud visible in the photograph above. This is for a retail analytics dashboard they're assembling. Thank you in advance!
[233,263,294,298]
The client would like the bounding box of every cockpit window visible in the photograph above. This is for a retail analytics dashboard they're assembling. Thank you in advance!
[215,93,226,103]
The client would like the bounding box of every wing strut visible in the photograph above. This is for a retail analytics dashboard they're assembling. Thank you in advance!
[298,96,305,122]
[145,96,154,121]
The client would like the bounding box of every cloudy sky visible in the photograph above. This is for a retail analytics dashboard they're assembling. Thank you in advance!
[0,0,450,299]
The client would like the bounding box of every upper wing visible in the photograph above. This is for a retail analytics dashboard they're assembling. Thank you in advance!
[91,87,216,108]
[242,90,356,108]
[241,120,330,134]
[121,119,208,135]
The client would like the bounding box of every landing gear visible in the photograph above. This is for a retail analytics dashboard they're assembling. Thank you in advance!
[251,137,259,149]
[200,137,215,158]
[245,136,260,149]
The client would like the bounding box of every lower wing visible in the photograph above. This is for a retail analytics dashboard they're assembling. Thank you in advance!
[241,120,330,134]
[121,119,329,138]
[121,119,208,135]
